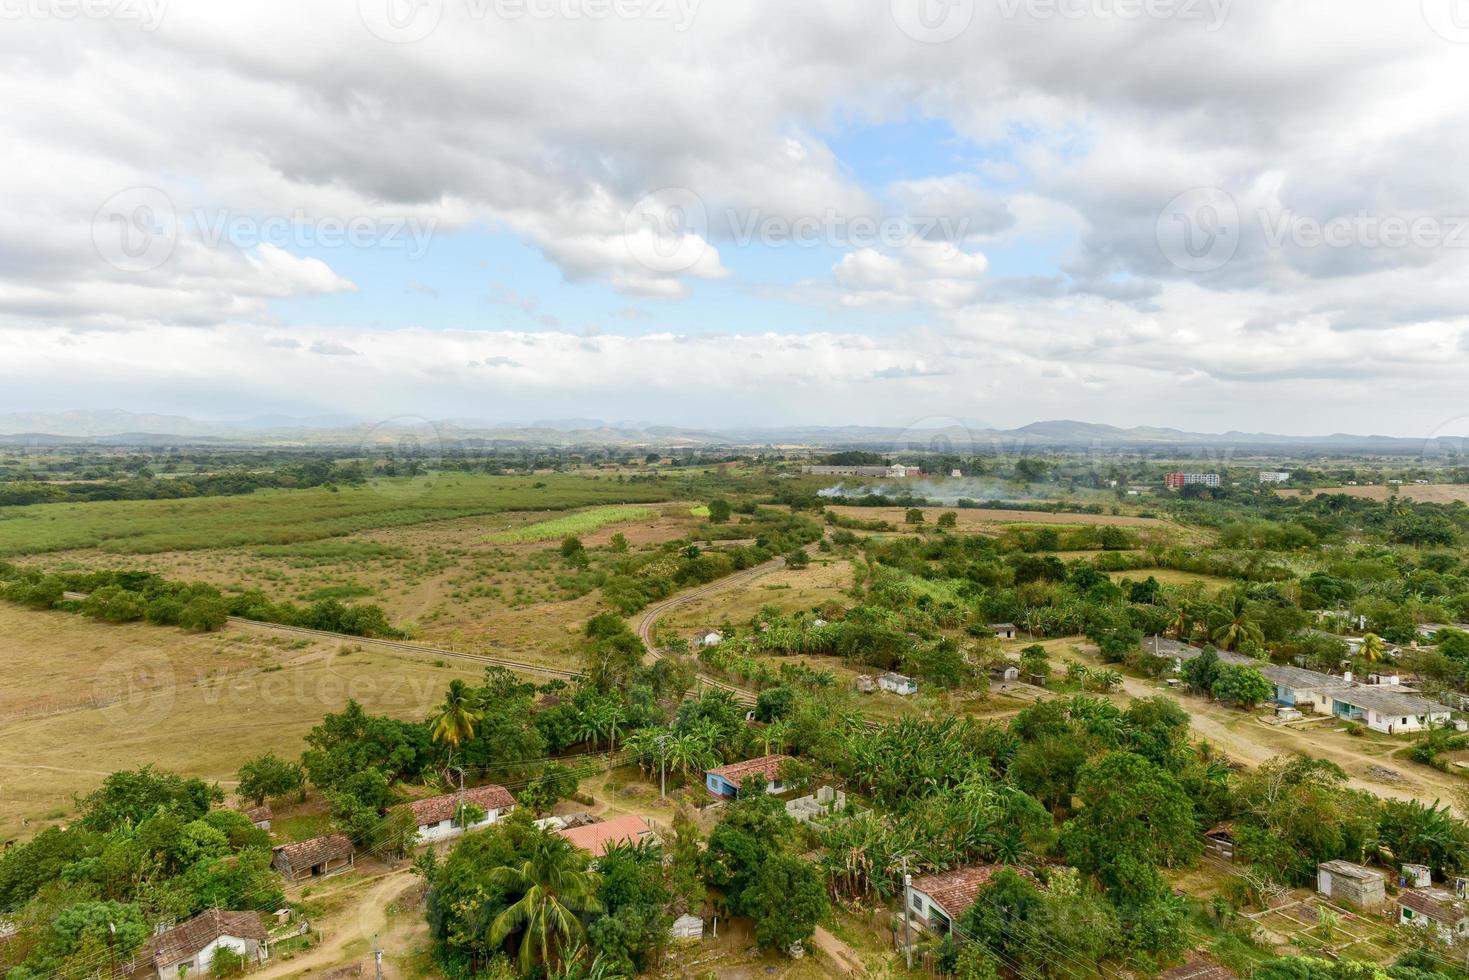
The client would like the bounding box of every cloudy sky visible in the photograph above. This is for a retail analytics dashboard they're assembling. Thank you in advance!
[4,0,1469,434]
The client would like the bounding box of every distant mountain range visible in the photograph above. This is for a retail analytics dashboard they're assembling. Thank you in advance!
[0,411,1464,455]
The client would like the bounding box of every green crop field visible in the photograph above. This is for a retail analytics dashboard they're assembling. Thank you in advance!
[483,504,656,543]
[0,475,673,557]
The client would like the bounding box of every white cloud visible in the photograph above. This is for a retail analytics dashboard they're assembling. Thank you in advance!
[3,0,1469,430]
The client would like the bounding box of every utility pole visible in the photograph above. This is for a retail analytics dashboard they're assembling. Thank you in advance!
[372,934,384,980]
[452,767,465,829]
[901,857,913,970]
[656,735,669,799]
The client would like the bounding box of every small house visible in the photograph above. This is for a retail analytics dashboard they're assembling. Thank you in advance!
[670,912,704,941]
[1328,688,1452,734]
[705,755,791,798]
[1317,860,1386,909]
[878,672,917,696]
[244,805,272,830]
[697,630,723,648]
[989,623,1018,640]
[406,784,515,845]
[1398,891,1469,942]
[555,814,658,858]
[1203,823,1236,863]
[272,833,355,882]
[908,865,1030,934]
[149,909,269,980]
[1257,664,1352,714]
[989,664,1020,683]
[853,674,876,694]
[1403,864,1433,888]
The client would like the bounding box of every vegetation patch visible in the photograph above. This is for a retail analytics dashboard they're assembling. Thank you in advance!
[483,504,656,543]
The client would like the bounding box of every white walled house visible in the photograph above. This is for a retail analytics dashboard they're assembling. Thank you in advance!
[408,784,516,844]
[149,910,269,980]
[1328,689,1451,734]
[878,672,917,696]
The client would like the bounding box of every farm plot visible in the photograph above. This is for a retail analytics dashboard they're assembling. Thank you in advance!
[483,504,656,543]
[0,473,674,556]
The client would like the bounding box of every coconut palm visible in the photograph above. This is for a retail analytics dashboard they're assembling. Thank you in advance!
[488,833,603,973]
[432,680,480,752]
[1167,602,1196,642]
[1212,596,1264,651]
[1359,632,1387,663]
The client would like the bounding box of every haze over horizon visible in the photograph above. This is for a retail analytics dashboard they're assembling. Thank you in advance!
[6,2,1469,434]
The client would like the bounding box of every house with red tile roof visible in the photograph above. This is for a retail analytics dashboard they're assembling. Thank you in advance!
[555,814,658,858]
[405,784,516,844]
[907,865,1032,934]
[272,833,355,881]
[704,755,791,798]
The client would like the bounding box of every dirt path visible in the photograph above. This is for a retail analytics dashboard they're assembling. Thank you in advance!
[812,925,866,975]
[630,556,789,705]
[1114,675,1464,806]
[255,870,416,980]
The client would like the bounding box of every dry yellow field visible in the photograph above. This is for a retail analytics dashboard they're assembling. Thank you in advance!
[823,504,1177,529]
[0,604,491,840]
[22,502,712,660]
[1282,483,1469,503]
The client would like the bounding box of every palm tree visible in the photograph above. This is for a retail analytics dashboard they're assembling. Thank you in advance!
[1168,602,1195,642]
[1212,596,1263,651]
[489,834,603,973]
[1359,632,1387,663]
[432,680,480,752]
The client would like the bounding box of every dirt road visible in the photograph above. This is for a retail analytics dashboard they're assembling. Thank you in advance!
[1114,674,1464,806]
[254,870,417,980]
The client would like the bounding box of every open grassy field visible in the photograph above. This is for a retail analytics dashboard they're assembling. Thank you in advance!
[0,603,489,841]
[1279,483,1469,503]
[654,555,856,637]
[0,473,673,556]
[483,504,655,543]
[1107,567,1237,589]
[823,503,1180,530]
[22,502,716,667]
